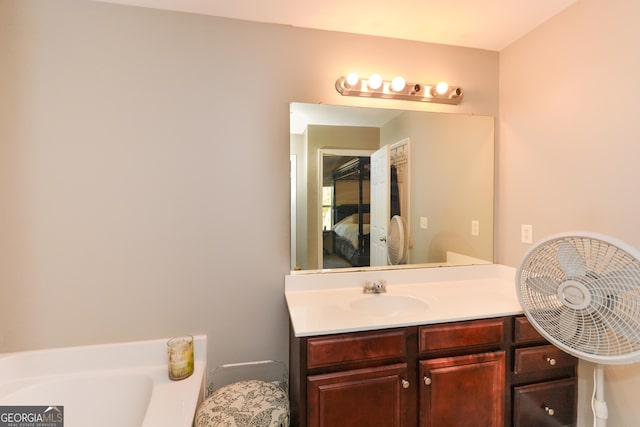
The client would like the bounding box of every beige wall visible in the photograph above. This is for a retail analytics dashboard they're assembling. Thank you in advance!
[0,0,498,371]
[498,0,640,425]
[382,111,495,264]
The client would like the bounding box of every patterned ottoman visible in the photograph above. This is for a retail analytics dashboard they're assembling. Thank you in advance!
[194,380,289,427]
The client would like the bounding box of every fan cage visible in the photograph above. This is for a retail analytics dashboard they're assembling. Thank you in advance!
[387,215,407,265]
[517,233,640,364]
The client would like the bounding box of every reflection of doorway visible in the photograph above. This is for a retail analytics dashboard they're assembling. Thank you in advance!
[390,138,411,262]
[361,140,410,267]
[318,149,372,269]
[370,145,390,266]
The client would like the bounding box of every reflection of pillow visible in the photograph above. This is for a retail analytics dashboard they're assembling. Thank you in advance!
[335,215,354,227]
[362,213,370,224]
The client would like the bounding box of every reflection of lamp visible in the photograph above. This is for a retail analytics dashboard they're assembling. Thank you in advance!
[335,74,463,105]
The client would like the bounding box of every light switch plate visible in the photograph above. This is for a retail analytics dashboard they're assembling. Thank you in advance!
[420,217,428,229]
[471,220,479,236]
[521,224,533,244]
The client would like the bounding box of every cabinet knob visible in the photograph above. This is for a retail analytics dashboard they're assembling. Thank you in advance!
[543,405,555,416]
[401,379,410,389]
[423,376,431,386]
[546,357,556,366]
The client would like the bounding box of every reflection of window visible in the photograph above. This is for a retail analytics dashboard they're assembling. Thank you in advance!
[322,186,333,231]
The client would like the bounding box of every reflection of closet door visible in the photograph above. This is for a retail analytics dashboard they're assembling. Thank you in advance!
[370,145,390,266]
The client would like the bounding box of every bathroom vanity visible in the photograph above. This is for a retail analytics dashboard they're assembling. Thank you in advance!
[285,265,578,427]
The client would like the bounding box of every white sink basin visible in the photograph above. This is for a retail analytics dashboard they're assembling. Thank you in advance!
[349,294,429,317]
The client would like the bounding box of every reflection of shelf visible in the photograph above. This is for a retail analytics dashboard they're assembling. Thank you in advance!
[323,230,334,254]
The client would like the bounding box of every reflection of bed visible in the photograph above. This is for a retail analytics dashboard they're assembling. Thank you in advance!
[331,156,371,267]
[332,211,370,266]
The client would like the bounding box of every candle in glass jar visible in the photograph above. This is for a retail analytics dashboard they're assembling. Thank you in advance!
[167,335,194,380]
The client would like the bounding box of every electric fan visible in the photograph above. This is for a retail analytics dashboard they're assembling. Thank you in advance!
[387,215,408,265]
[516,232,640,427]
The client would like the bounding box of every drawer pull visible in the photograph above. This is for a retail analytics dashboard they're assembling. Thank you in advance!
[402,379,410,389]
[424,376,432,385]
[546,357,557,366]
[543,405,555,416]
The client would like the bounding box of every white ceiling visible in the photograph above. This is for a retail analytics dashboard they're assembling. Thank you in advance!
[97,0,576,51]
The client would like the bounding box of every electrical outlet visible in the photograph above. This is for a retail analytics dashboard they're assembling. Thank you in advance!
[521,224,533,244]
[471,220,479,236]
[420,217,428,229]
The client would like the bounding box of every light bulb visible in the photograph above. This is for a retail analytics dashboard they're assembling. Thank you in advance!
[368,74,383,90]
[435,82,449,95]
[391,76,406,92]
[346,73,359,87]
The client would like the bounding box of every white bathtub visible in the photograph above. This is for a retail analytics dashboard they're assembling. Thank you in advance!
[0,335,206,427]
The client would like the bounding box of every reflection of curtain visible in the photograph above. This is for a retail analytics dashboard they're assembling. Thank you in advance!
[390,165,401,218]
[390,143,408,219]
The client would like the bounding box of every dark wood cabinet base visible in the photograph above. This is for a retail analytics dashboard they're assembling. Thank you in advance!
[289,315,578,427]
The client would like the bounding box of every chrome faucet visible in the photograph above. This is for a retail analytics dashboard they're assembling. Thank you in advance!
[363,280,387,294]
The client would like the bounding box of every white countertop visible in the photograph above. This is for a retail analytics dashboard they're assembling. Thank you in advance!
[285,264,523,337]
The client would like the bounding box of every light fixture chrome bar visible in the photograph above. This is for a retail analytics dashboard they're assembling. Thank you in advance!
[335,76,463,105]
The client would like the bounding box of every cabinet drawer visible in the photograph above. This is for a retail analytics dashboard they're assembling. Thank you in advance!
[513,316,545,344]
[514,378,576,427]
[514,344,577,374]
[307,329,406,369]
[419,318,504,353]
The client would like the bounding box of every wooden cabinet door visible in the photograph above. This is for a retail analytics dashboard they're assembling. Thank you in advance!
[419,351,505,427]
[307,363,410,427]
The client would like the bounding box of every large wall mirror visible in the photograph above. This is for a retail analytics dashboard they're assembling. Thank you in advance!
[290,102,494,273]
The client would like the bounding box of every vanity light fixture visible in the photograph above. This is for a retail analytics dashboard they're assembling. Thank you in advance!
[335,74,463,105]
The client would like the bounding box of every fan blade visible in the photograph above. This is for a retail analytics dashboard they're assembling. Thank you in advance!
[526,276,559,295]
[557,241,587,277]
